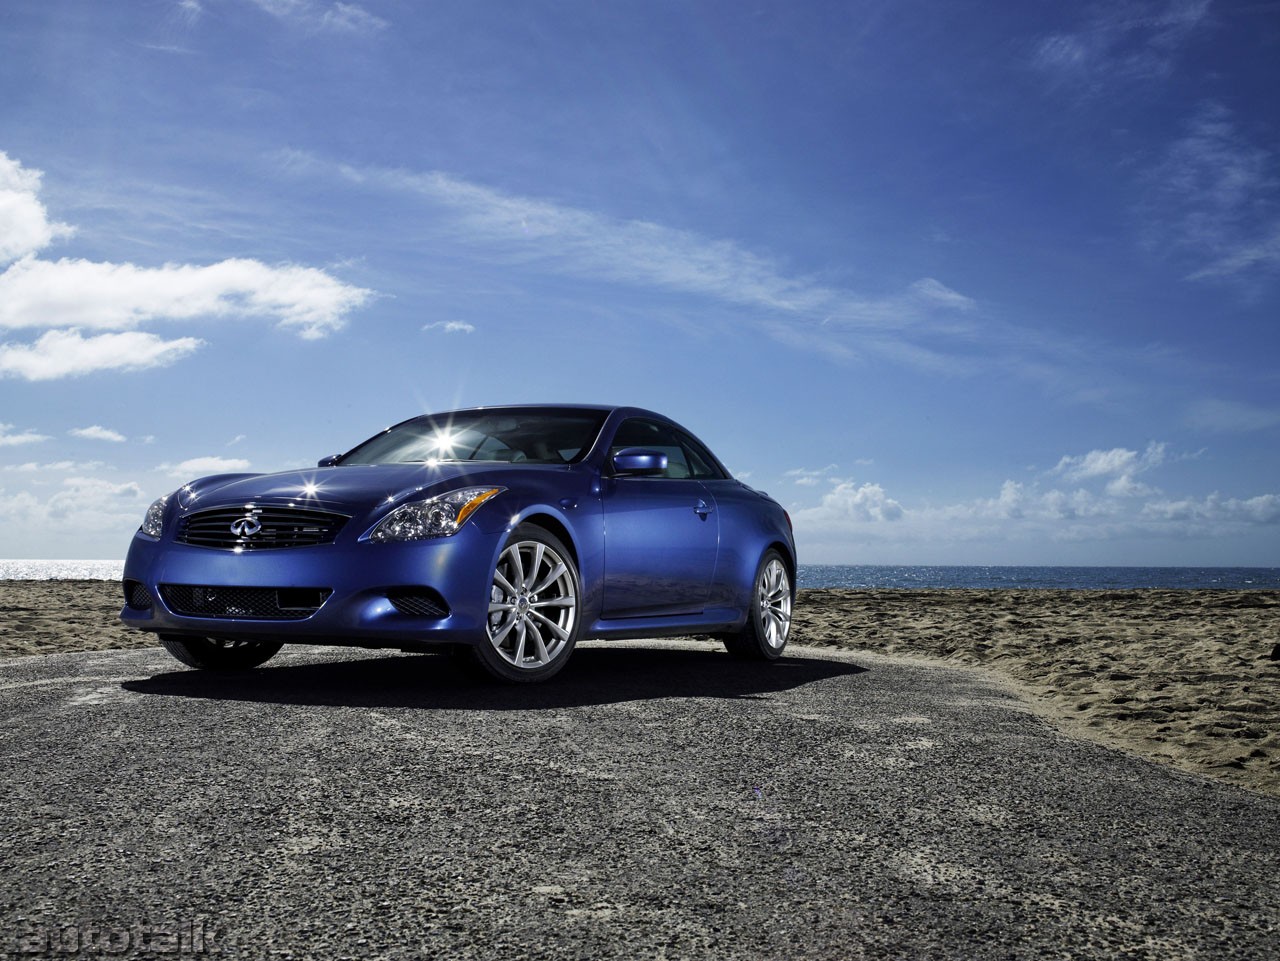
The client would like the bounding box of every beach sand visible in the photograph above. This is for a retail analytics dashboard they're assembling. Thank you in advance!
[792,589,1279,798]
[1,580,1276,797]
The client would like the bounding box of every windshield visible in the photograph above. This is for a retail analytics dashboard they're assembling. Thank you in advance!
[340,408,610,466]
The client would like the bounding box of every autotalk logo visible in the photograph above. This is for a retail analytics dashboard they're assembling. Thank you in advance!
[11,918,226,954]
[230,516,262,537]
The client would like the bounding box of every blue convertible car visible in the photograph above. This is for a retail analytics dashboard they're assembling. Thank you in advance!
[120,405,796,682]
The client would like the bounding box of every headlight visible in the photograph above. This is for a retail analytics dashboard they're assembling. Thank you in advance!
[369,487,505,542]
[140,495,170,538]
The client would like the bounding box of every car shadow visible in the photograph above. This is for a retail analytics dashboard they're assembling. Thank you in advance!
[120,644,868,710]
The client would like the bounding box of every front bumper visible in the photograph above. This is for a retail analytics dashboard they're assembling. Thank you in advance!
[118,524,500,648]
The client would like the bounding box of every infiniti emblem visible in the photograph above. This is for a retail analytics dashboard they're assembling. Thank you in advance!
[230,516,263,537]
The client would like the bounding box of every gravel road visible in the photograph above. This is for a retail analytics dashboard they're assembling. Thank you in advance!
[1,640,1276,960]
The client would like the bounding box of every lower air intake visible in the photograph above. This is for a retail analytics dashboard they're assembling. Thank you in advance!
[159,584,331,620]
[386,588,450,619]
[124,580,153,611]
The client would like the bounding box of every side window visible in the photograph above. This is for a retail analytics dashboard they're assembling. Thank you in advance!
[610,419,691,479]
[677,431,725,480]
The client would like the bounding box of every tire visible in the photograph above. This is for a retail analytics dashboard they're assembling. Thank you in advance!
[159,635,283,671]
[470,524,581,683]
[723,550,793,660]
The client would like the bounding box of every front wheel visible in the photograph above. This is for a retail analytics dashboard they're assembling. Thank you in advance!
[723,550,793,660]
[159,635,283,671]
[469,524,581,683]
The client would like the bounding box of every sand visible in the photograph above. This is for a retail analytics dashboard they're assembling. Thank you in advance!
[1,580,1277,798]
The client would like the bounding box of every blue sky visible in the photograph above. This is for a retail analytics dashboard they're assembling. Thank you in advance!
[1,0,1277,565]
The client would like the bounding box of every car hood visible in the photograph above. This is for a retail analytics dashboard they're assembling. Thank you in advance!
[177,462,540,515]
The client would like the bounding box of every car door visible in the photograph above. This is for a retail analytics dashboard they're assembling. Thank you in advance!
[600,418,720,618]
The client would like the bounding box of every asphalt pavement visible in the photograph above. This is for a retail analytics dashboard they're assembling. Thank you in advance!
[0,640,1276,960]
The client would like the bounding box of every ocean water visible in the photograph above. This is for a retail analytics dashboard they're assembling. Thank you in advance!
[1,559,1277,590]
[0,560,126,580]
[797,565,1280,590]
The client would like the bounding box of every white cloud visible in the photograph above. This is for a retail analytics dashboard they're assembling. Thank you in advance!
[792,472,1280,564]
[69,425,127,443]
[0,151,74,264]
[422,321,476,334]
[159,456,252,478]
[0,256,370,339]
[0,329,203,381]
[1051,442,1166,496]
[787,436,1279,562]
[1053,447,1139,481]
[1142,493,1280,525]
[0,423,49,447]
[0,476,150,533]
[793,480,905,525]
[0,150,373,378]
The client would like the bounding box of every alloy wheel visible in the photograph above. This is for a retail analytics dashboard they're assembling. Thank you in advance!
[758,557,792,650]
[487,539,578,669]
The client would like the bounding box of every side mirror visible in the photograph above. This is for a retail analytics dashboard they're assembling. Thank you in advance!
[612,448,668,476]
[317,454,343,468]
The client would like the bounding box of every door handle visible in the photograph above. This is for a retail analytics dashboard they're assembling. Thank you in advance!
[694,499,713,517]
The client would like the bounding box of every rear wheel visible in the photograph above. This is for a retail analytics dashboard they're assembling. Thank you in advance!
[159,635,283,671]
[723,550,792,660]
[470,524,581,683]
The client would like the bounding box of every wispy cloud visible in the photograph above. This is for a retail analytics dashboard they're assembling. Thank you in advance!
[1032,0,1211,89]
[0,423,49,447]
[1148,103,1280,284]
[0,150,372,379]
[1186,398,1280,433]
[342,163,845,315]
[69,425,127,443]
[319,157,1084,380]
[319,2,387,33]
[785,464,840,487]
[244,0,388,33]
[422,321,476,334]
[1143,102,1280,281]
[2,460,106,473]
[272,153,1202,400]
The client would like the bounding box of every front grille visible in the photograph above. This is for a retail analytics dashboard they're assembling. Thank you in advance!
[386,588,450,619]
[159,584,332,620]
[176,506,348,550]
[124,580,153,610]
